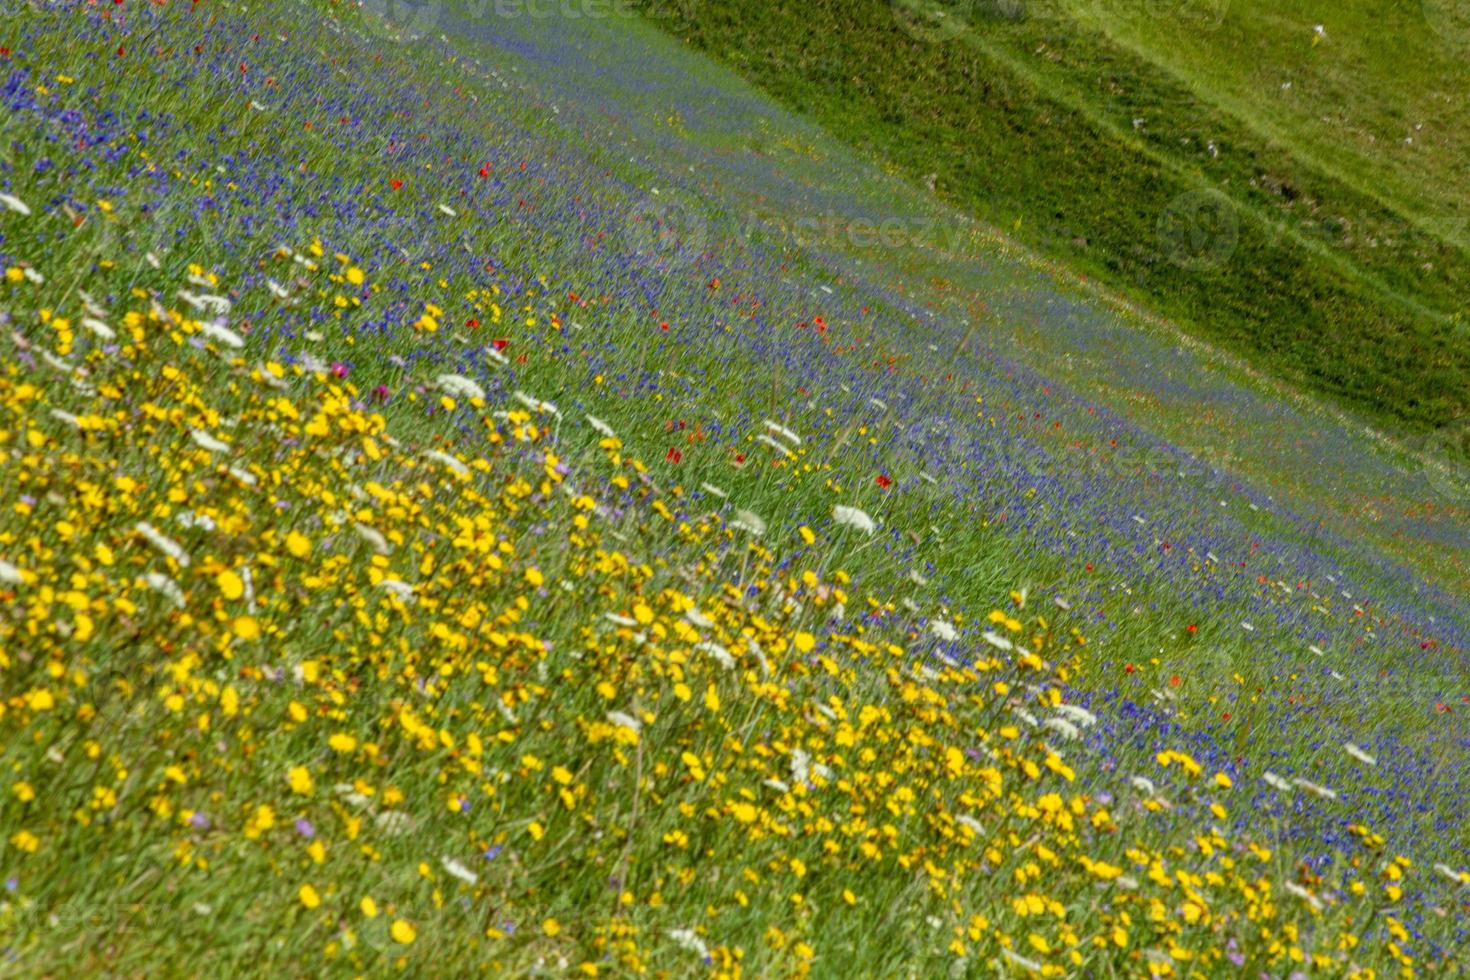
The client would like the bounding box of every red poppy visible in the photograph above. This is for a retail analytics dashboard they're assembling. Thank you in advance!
[390,179,403,190]
[1186,624,1197,633]
[876,474,892,489]
[491,338,508,351]
[666,448,682,464]
[1124,663,1135,674]
[1169,675,1181,687]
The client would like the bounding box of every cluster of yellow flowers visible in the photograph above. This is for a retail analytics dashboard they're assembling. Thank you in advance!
[0,252,1442,976]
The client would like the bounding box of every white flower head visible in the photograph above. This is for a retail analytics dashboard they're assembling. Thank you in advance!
[607,710,642,733]
[436,373,486,401]
[190,429,230,453]
[929,620,959,642]
[425,449,469,475]
[135,521,190,566]
[832,505,875,534]
[762,419,801,445]
[1343,743,1376,766]
[0,192,32,216]
[441,856,478,886]
[731,509,766,536]
[585,414,617,439]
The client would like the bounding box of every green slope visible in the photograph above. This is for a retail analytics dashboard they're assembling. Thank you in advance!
[637,0,1470,440]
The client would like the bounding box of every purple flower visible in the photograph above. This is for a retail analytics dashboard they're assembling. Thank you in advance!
[189,812,210,830]
[295,818,316,839]
[483,844,503,860]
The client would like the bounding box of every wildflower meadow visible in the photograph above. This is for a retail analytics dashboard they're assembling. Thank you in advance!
[0,1,1466,977]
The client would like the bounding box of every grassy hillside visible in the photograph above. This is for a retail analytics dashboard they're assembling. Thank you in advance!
[639,0,1470,440]
[1,1,1467,976]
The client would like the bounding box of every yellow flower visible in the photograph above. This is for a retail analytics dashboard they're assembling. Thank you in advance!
[233,616,260,640]
[1214,772,1233,790]
[299,884,321,909]
[793,631,816,653]
[216,569,244,600]
[288,766,314,795]
[10,830,39,853]
[542,918,561,937]
[391,919,416,944]
[285,531,312,558]
[360,896,379,918]
[12,782,35,803]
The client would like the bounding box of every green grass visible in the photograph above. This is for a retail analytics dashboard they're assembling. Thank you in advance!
[0,1,1466,976]
[639,0,1470,440]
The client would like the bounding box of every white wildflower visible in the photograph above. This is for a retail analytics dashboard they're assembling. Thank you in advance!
[513,390,559,416]
[267,279,290,299]
[1042,717,1080,741]
[190,429,230,453]
[699,482,727,499]
[607,710,642,733]
[1292,777,1337,800]
[228,466,257,486]
[763,419,801,445]
[684,607,713,628]
[22,267,43,284]
[179,291,233,316]
[81,317,115,340]
[999,947,1042,973]
[832,505,875,534]
[49,409,80,428]
[981,631,1013,651]
[1053,596,1071,610]
[763,778,790,794]
[374,811,415,837]
[731,509,766,536]
[441,857,478,886]
[438,204,458,217]
[1053,704,1098,728]
[1130,776,1156,796]
[353,522,390,555]
[585,414,617,438]
[667,928,709,960]
[604,612,639,628]
[197,318,244,347]
[1343,743,1376,766]
[377,579,417,603]
[695,641,736,670]
[1434,863,1468,887]
[1284,881,1323,911]
[0,560,24,585]
[956,814,984,836]
[755,433,796,458]
[929,619,959,642]
[0,192,32,216]
[135,521,190,566]
[175,511,217,531]
[141,572,186,607]
[868,398,888,411]
[436,373,486,401]
[425,449,469,475]
[1262,771,1293,793]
